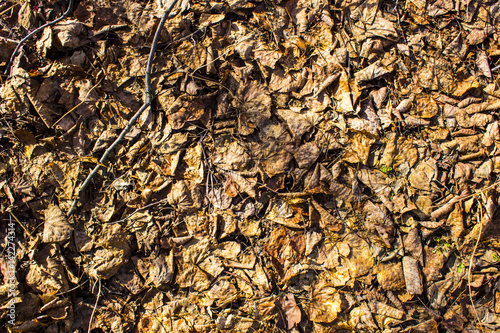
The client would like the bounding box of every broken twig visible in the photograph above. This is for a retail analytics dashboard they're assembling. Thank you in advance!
[67,0,179,216]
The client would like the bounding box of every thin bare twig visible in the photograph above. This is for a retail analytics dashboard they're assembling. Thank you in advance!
[8,211,33,240]
[106,198,171,224]
[4,0,74,76]
[87,279,101,333]
[468,199,486,333]
[67,0,180,216]
[52,75,104,128]
[224,270,258,292]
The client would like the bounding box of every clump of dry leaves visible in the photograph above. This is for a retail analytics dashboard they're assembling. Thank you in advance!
[1,0,500,331]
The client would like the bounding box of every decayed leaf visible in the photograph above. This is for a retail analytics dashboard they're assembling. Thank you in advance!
[466,24,495,45]
[294,142,321,169]
[277,109,315,142]
[18,2,36,30]
[482,121,500,146]
[343,233,375,278]
[311,199,343,233]
[357,167,393,211]
[6,0,500,329]
[475,159,493,179]
[176,39,207,70]
[443,33,467,60]
[167,97,208,129]
[214,140,251,171]
[256,143,293,178]
[181,143,204,184]
[412,94,439,118]
[351,9,399,42]
[350,303,378,330]
[85,224,130,280]
[176,262,212,291]
[36,27,53,58]
[226,172,257,198]
[403,228,423,265]
[207,277,240,307]
[368,300,404,319]
[139,297,212,332]
[268,67,307,93]
[409,159,436,191]
[476,50,492,79]
[427,0,455,17]
[207,188,232,210]
[140,252,174,288]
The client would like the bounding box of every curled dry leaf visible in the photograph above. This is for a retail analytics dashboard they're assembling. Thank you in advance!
[476,50,492,79]
[402,256,423,295]
[368,300,404,319]
[276,293,301,330]
[355,60,393,82]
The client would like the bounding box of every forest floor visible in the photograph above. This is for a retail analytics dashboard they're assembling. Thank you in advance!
[1,0,500,332]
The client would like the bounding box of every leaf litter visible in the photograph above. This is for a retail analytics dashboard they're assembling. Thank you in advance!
[2,0,500,331]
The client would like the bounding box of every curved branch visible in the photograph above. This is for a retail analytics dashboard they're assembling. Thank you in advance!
[67,0,179,216]
[4,0,74,76]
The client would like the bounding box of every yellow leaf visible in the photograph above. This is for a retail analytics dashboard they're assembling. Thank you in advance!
[79,156,107,168]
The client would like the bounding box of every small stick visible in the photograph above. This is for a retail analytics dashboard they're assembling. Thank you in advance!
[468,198,486,333]
[224,270,258,292]
[8,211,33,240]
[67,0,179,216]
[52,75,104,128]
[87,279,102,333]
[106,198,171,224]
[4,0,74,76]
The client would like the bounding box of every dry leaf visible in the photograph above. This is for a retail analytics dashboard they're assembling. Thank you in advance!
[276,294,301,329]
[402,256,423,295]
[43,205,73,243]
[308,280,342,323]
